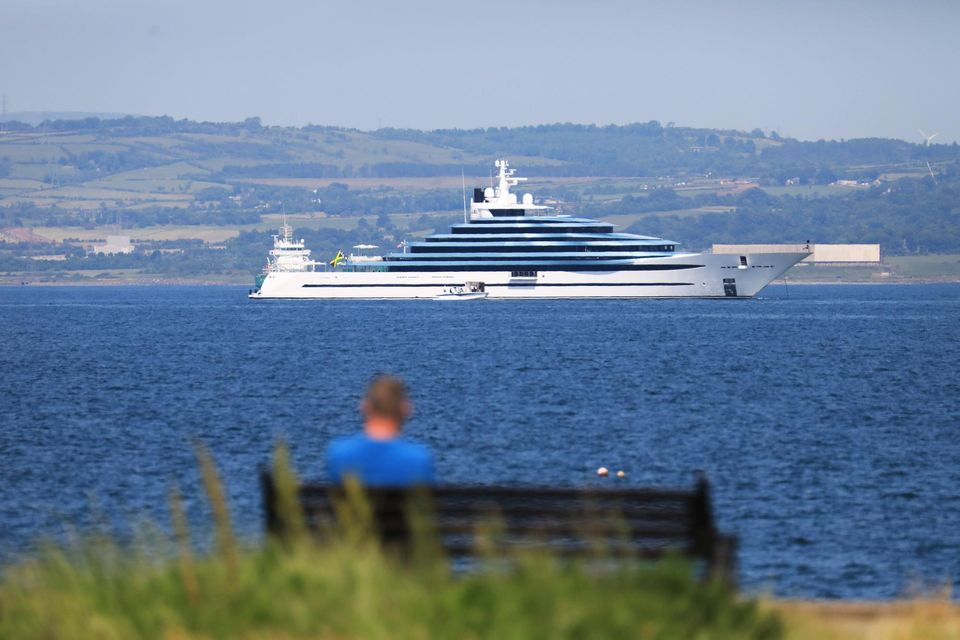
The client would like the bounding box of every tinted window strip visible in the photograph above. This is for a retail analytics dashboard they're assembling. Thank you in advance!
[381,264,702,272]
[301,282,694,288]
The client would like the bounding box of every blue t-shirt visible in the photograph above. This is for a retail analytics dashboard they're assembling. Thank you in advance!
[326,434,435,487]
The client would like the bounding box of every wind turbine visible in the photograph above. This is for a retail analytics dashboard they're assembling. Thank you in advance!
[919,129,939,146]
[919,130,939,183]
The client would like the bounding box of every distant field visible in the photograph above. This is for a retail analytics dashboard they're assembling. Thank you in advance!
[229,175,669,191]
[25,210,460,243]
[232,176,485,190]
[25,225,245,243]
[781,254,960,282]
[887,254,960,278]
[760,185,855,197]
[0,178,46,191]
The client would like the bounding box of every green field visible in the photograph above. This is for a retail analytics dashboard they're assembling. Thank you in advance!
[777,255,960,283]
[760,185,857,198]
[886,254,960,279]
[21,209,460,244]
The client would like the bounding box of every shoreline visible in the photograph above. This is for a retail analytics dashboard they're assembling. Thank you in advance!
[3,277,959,287]
[774,278,960,285]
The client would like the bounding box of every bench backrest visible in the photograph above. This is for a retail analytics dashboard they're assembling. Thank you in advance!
[261,473,736,582]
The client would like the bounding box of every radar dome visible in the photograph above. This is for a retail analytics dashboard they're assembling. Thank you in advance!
[522,193,533,205]
[484,187,495,199]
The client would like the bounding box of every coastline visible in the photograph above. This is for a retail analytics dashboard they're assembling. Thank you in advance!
[774,278,960,285]
[3,276,959,287]
[4,253,959,288]
[0,274,252,287]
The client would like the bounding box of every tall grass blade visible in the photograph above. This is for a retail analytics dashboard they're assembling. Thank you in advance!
[194,442,238,572]
[270,442,308,547]
[168,484,199,606]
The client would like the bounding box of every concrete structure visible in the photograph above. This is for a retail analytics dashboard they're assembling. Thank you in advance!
[713,244,881,264]
[91,235,134,255]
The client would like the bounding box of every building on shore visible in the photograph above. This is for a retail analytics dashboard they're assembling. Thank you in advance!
[712,244,881,264]
[90,235,134,255]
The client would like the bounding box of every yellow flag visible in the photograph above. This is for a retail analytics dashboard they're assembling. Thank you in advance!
[330,250,345,267]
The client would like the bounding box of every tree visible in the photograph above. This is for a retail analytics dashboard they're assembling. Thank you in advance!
[376,212,393,230]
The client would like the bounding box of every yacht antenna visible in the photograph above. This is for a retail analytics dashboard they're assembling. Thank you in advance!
[461,169,468,223]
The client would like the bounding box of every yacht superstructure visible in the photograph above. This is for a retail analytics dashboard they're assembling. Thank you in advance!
[250,160,808,299]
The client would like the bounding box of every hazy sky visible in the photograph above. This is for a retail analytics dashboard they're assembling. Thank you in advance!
[2,0,958,142]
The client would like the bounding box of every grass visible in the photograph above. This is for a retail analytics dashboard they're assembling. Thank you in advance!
[0,445,782,640]
[232,176,489,190]
[778,255,960,283]
[760,185,852,198]
[773,599,960,640]
[886,254,960,279]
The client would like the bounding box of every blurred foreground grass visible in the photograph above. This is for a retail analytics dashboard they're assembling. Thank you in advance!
[1,445,952,639]
[0,445,781,639]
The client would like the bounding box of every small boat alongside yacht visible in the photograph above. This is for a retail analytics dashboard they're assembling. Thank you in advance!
[433,282,488,301]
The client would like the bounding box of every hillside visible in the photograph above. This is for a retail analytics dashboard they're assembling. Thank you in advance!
[1,116,958,283]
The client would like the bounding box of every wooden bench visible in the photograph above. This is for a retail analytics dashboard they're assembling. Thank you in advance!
[261,472,737,585]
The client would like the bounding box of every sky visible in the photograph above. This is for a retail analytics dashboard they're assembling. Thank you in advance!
[1,0,958,142]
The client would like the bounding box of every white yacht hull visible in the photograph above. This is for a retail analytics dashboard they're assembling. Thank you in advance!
[249,252,807,299]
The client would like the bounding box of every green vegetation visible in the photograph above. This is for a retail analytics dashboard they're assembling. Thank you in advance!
[614,171,960,253]
[886,254,960,279]
[0,447,781,639]
[1,115,959,281]
[373,123,960,181]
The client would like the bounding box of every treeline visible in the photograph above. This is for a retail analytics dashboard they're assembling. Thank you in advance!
[373,123,960,180]
[0,202,262,228]
[6,116,959,181]
[0,115,267,137]
[214,162,494,179]
[374,122,757,176]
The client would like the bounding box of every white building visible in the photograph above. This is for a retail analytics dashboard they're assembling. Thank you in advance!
[91,235,134,255]
[713,244,881,264]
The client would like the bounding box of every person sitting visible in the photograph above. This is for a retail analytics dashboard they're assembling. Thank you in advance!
[326,375,434,487]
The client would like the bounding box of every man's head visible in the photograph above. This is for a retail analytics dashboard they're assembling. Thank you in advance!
[360,375,412,439]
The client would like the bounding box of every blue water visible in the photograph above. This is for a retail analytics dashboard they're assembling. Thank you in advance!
[1,284,959,598]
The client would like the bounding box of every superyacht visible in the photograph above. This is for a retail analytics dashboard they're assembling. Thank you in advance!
[250,160,808,299]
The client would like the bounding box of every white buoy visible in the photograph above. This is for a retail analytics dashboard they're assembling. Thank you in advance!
[616,470,626,478]
[596,467,609,477]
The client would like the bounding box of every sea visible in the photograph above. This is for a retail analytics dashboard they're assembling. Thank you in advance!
[1,283,958,599]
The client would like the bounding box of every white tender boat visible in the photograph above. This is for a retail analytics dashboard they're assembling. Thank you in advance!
[433,282,488,301]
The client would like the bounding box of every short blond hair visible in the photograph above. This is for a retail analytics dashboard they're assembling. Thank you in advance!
[363,375,410,422]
